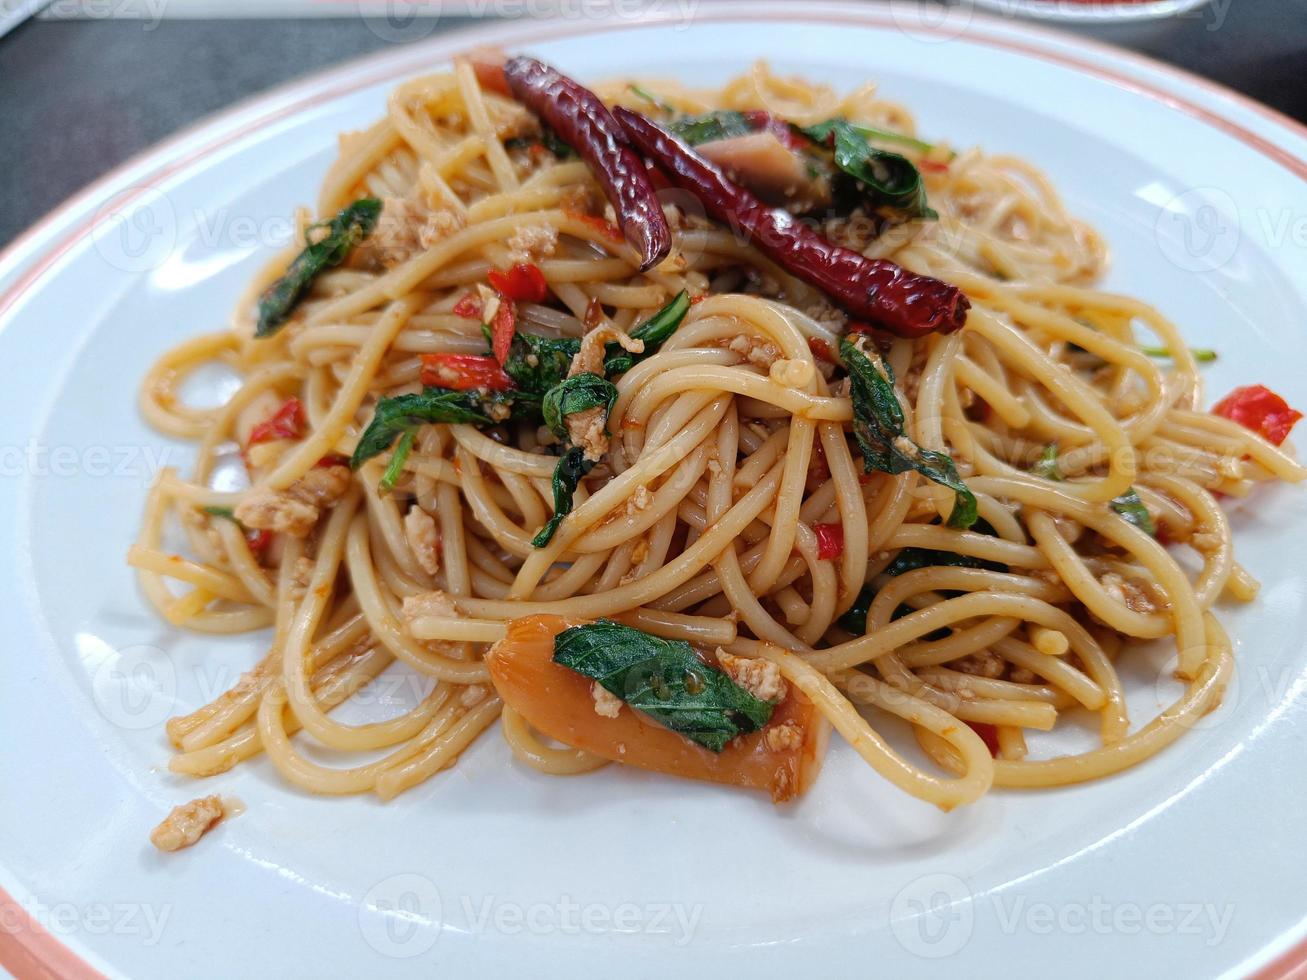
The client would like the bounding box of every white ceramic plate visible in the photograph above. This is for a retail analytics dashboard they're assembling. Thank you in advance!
[3,5,1306,977]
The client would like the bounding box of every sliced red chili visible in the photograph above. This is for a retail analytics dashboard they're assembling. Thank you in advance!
[808,337,836,363]
[315,454,350,468]
[245,528,273,554]
[813,522,844,560]
[248,397,304,446]
[967,722,1000,757]
[1211,384,1302,446]
[420,353,515,391]
[452,292,483,319]
[488,262,549,303]
[741,110,811,150]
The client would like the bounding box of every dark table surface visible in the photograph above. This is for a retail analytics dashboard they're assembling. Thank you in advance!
[1,4,1304,250]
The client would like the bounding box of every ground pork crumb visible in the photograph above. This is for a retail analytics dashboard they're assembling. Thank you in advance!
[954,651,1005,679]
[724,333,781,370]
[625,484,651,516]
[404,506,441,576]
[566,405,609,462]
[569,324,643,378]
[505,224,558,264]
[1100,572,1166,615]
[716,649,788,702]
[150,795,226,852]
[289,555,316,600]
[591,682,623,718]
[402,590,459,632]
[362,197,464,268]
[234,466,352,538]
[763,722,803,753]
[233,489,318,536]
[1009,666,1038,685]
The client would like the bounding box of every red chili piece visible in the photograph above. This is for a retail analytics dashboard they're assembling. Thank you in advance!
[968,722,1000,757]
[613,107,969,339]
[1211,384,1302,447]
[452,293,483,319]
[420,354,515,391]
[488,262,549,303]
[248,397,304,445]
[813,523,843,560]
[503,57,671,273]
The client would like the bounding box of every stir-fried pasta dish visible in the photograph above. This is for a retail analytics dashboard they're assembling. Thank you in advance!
[131,54,1305,837]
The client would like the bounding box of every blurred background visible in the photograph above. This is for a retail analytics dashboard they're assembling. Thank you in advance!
[1,0,1304,248]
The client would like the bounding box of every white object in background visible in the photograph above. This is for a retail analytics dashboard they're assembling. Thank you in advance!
[967,0,1223,46]
[0,0,52,37]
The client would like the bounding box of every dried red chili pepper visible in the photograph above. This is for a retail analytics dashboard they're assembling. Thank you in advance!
[503,57,671,273]
[613,107,969,339]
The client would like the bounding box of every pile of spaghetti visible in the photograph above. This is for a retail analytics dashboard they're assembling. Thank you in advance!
[132,56,1305,812]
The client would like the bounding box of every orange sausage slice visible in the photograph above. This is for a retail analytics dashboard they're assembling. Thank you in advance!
[487,614,830,802]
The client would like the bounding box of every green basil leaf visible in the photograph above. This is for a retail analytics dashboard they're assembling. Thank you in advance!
[667,110,754,146]
[603,290,692,375]
[503,332,581,397]
[350,388,499,469]
[531,446,593,548]
[801,119,935,221]
[541,374,619,441]
[1031,443,1063,481]
[840,336,977,530]
[256,198,381,337]
[553,619,775,752]
[1110,488,1156,536]
[378,429,415,493]
[201,505,237,521]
